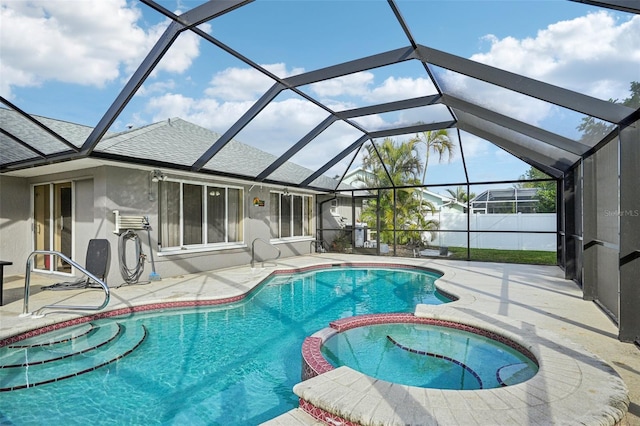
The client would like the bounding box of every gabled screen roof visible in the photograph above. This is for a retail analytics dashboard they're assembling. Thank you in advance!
[1,0,638,192]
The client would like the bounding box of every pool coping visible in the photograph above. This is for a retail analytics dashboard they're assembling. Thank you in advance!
[292,305,630,426]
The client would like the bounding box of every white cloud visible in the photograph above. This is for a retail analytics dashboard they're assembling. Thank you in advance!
[204,63,305,102]
[0,65,36,99]
[146,93,254,132]
[0,1,142,96]
[439,69,553,124]
[149,20,210,76]
[310,72,375,98]
[435,11,640,130]
[309,73,436,106]
[471,11,640,101]
[0,0,206,99]
[285,122,365,174]
[235,98,327,155]
[434,11,639,136]
[458,133,491,159]
[350,114,388,131]
[137,80,177,97]
[147,93,199,121]
[365,76,436,103]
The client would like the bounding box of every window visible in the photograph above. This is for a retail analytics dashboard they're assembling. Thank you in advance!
[159,181,243,250]
[330,198,339,215]
[270,192,312,239]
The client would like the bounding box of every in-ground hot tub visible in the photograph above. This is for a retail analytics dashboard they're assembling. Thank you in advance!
[321,321,537,389]
[301,313,538,390]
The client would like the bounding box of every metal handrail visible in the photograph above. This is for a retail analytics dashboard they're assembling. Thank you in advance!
[251,238,281,268]
[22,250,110,318]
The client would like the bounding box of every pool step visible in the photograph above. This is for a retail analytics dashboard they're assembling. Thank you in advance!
[0,322,121,367]
[8,322,95,349]
[0,322,147,391]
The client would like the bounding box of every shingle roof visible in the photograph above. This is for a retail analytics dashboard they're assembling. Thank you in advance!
[0,108,95,164]
[98,117,346,189]
[0,108,345,190]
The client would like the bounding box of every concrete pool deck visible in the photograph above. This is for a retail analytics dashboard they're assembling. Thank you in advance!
[0,254,638,425]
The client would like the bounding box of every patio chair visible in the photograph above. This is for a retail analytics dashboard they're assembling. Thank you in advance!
[43,239,110,290]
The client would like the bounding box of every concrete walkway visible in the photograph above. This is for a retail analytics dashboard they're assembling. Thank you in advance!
[1,254,638,425]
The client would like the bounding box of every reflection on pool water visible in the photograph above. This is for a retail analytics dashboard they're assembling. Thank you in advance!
[321,322,538,390]
[0,266,449,425]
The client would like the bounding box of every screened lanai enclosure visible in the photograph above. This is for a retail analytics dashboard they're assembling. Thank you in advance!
[0,0,638,343]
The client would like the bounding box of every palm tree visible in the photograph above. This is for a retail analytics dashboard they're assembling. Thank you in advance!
[360,137,421,187]
[409,129,455,213]
[410,129,455,185]
[445,186,475,204]
[357,138,439,245]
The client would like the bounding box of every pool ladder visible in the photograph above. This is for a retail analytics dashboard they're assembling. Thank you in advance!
[21,250,110,318]
[251,238,281,269]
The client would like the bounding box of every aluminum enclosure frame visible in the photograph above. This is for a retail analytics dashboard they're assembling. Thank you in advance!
[1,0,639,341]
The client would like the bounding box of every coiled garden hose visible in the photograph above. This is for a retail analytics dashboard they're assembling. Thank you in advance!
[118,229,145,284]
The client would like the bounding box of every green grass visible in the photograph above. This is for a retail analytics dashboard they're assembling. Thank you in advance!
[446,246,557,265]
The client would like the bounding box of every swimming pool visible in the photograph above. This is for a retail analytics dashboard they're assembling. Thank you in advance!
[0,266,448,425]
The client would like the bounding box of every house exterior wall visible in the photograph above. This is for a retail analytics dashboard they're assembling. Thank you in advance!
[74,177,99,273]
[104,167,316,281]
[1,167,115,279]
[318,195,341,247]
[0,176,31,276]
[0,165,316,285]
[330,195,362,227]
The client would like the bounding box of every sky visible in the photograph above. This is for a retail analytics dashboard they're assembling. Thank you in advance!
[1,0,639,195]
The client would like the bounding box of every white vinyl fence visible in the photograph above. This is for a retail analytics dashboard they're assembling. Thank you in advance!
[427,213,556,251]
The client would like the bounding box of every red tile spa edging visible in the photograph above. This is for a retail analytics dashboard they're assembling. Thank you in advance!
[299,398,360,426]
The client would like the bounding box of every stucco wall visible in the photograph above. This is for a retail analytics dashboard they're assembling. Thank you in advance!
[102,167,315,283]
[0,175,30,276]
[0,164,315,286]
[74,177,96,274]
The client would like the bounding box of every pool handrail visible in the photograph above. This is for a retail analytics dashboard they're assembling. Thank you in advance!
[22,250,110,317]
[251,238,281,268]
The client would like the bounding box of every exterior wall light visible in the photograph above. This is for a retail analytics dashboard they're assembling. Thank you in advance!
[150,169,167,182]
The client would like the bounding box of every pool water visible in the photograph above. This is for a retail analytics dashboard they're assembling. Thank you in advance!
[0,267,446,425]
[321,323,538,390]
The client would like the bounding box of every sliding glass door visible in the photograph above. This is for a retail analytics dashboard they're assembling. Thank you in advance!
[33,182,73,273]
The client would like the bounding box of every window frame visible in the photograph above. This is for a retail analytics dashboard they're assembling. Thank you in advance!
[158,178,244,254]
[269,191,313,242]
